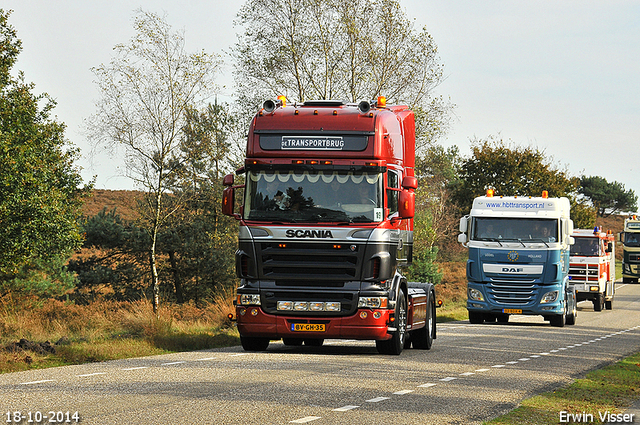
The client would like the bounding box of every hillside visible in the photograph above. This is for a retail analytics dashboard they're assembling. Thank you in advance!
[82,189,142,221]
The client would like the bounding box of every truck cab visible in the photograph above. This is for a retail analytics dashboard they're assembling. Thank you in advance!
[569,228,615,311]
[618,214,640,283]
[458,190,577,327]
[223,97,437,355]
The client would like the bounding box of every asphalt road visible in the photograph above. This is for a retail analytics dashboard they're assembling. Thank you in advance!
[2,283,639,425]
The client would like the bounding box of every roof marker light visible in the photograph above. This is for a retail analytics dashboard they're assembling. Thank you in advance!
[277,95,287,107]
[377,96,387,107]
[542,190,549,198]
[486,189,494,197]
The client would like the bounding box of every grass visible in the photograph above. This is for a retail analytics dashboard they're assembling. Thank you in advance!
[0,290,239,374]
[485,352,640,424]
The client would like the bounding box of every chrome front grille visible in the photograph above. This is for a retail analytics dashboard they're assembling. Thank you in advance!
[486,281,539,305]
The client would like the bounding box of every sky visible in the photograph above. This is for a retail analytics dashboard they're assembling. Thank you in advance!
[4,1,640,206]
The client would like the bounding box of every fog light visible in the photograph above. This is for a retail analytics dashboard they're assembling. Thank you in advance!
[325,302,341,312]
[309,302,325,311]
[360,311,368,319]
[373,311,382,319]
[294,301,309,311]
[251,308,259,316]
[589,286,599,292]
[277,301,294,311]
[239,308,246,316]
[468,288,484,302]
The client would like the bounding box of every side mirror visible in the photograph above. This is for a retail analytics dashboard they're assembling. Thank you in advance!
[222,186,236,217]
[401,176,418,190]
[223,173,234,187]
[567,236,575,246]
[459,216,468,233]
[606,242,613,253]
[398,190,415,219]
[458,233,468,244]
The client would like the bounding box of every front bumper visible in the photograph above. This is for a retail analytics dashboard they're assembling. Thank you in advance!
[235,306,393,341]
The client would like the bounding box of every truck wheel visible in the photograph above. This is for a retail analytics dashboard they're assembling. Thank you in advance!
[376,288,407,355]
[605,300,613,310]
[566,296,577,326]
[593,293,604,311]
[469,311,484,324]
[282,338,304,346]
[412,293,436,350]
[240,336,270,351]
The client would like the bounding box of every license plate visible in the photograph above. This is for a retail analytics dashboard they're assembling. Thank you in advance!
[291,323,325,332]
[503,309,522,314]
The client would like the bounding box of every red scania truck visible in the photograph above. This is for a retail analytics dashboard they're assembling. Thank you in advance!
[222,97,438,355]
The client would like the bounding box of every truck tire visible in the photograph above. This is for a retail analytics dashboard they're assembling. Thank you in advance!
[412,292,436,350]
[605,300,613,310]
[376,288,407,355]
[240,336,270,351]
[593,293,604,312]
[469,311,484,324]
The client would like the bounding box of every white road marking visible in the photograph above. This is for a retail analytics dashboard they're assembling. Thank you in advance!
[418,383,437,388]
[491,364,505,368]
[161,361,185,365]
[333,406,359,412]
[475,368,491,372]
[366,397,390,403]
[393,390,413,395]
[440,377,457,381]
[122,367,147,370]
[506,361,518,365]
[290,416,321,423]
[518,358,530,361]
[460,372,475,376]
[20,380,54,385]
[196,357,217,361]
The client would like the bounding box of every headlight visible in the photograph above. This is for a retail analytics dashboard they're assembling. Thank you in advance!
[540,291,558,303]
[238,294,261,305]
[468,288,484,302]
[358,297,388,309]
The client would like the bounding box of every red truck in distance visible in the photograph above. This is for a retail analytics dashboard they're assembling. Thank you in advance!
[223,97,438,355]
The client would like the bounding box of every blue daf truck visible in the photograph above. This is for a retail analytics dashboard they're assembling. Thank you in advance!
[457,190,577,327]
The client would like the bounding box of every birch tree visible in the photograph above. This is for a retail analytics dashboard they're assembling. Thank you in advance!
[87,9,220,313]
[233,0,452,151]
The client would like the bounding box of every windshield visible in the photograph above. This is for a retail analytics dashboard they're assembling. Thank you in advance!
[472,218,558,242]
[623,232,640,247]
[570,237,600,256]
[244,170,383,223]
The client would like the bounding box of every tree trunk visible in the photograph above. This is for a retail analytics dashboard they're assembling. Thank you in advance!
[168,250,184,303]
